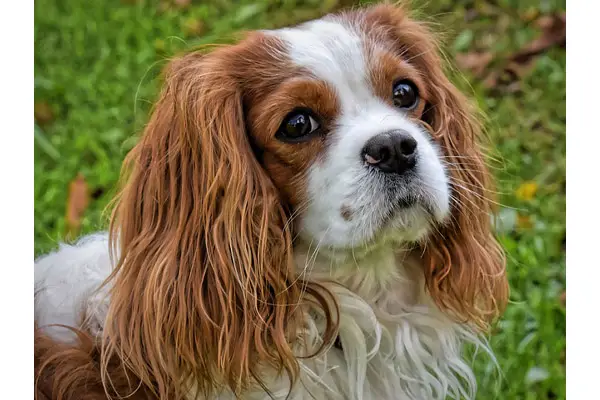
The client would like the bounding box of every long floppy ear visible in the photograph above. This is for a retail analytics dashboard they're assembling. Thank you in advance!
[364,4,509,329]
[102,47,317,398]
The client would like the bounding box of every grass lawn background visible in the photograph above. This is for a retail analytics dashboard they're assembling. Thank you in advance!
[34,0,566,398]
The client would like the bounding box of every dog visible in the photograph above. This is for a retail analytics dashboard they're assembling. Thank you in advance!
[34,3,508,399]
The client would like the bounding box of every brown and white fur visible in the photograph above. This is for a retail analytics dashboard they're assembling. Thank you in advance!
[34,3,508,400]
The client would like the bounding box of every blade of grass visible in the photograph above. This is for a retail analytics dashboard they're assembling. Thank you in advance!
[34,123,60,161]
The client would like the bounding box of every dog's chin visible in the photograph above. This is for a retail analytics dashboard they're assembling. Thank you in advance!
[295,175,450,255]
[306,205,435,264]
[368,187,450,246]
[375,203,434,244]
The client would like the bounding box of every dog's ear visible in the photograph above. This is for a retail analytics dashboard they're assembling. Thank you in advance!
[363,4,509,329]
[420,69,509,330]
[103,43,333,398]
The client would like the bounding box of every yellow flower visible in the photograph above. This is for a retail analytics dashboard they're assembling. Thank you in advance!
[515,181,538,201]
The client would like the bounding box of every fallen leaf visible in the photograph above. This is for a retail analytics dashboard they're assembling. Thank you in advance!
[455,52,493,77]
[511,13,566,64]
[478,12,565,92]
[559,291,566,306]
[65,173,90,240]
[515,181,538,201]
[34,101,54,126]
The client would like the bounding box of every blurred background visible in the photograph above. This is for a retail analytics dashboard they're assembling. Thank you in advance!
[34,0,565,398]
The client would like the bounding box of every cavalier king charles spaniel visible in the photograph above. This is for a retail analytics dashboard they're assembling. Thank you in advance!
[34,3,508,400]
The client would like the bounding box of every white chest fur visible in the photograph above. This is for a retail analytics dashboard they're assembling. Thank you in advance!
[212,244,489,400]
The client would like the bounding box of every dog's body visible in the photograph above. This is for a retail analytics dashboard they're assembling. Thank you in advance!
[35,233,485,399]
[35,4,507,399]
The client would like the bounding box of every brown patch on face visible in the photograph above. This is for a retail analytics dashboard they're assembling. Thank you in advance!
[345,5,440,127]
[229,32,341,208]
[340,205,353,221]
[366,48,428,118]
[250,79,340,207]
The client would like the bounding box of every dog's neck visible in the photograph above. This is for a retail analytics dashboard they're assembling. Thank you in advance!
[293,239,424,308]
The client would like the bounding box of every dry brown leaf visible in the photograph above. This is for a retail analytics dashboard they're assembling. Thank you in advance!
[34,101,54,126]
[455,52,493,77]
[480,12,565,91]
[559,291,566,306]
[511,13,566,64]
[65,173,90,240]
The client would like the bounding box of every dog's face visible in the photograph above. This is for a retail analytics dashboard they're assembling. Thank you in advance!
[246,17,450,249]
[106,5,508,398]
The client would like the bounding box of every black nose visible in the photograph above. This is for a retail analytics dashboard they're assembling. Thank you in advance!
[362,131,418,174]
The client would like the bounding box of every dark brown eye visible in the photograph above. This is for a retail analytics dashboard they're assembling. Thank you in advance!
[392,80,419,110]
[276,108,321,142]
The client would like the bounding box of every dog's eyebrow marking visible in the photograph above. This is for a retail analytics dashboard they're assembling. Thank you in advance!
[271,19,376,117]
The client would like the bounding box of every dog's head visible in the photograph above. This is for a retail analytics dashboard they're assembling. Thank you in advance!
[105,4,508,397]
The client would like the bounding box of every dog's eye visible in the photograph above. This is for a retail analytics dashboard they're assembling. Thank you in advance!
[277,109,321,142]
[392,80,419,110]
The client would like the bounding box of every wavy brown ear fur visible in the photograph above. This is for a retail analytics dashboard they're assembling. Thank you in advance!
[34,324,156,400]
[362,3,509,329]
[102,41,335,399]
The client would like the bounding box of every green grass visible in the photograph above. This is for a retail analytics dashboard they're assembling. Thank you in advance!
[34,0,565,398]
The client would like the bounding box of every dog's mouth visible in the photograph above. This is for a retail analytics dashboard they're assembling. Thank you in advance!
[384,172,449,223]
[375,185,443,239]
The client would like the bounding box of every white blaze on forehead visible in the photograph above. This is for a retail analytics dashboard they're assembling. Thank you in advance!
[271,19,377,114]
